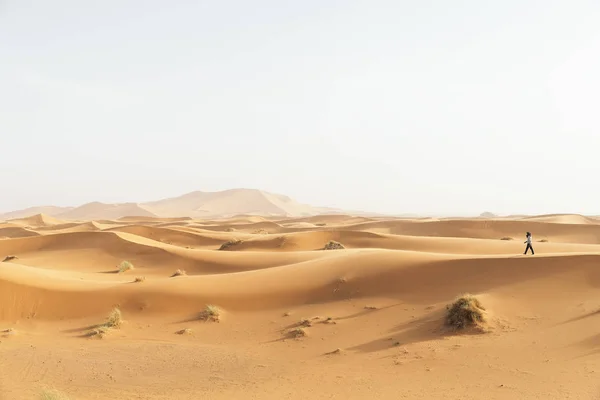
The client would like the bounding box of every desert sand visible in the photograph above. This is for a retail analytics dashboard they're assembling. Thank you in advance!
[2,212,600,399]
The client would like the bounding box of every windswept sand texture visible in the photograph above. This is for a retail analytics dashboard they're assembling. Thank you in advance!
[2,213,600,399]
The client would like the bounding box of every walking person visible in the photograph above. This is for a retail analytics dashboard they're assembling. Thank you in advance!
[524,232,534,255]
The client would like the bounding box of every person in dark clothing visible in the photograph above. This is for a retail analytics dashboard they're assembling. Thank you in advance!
[524,232,534,255]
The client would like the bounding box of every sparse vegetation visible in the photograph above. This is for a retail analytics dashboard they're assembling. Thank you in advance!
[445,294,486,330]
[133,276,146,283]
[40,388,71,400]
[219,239,243,250]
[87,326,109,338]
[277,236,287,248]
[2,255,17,262]
[322,240,345,250]
[364,305,378,310]
[199,305,221,322]
[176,328,193,335]
[539,239,549,243]
[87,307,123,338]
[1,328,16,337]
[289,327,307,338]
[315,223,326,227]
[171,269,186,277]
[117,260,134,273]
[298,318,312,327]
[105,307,123,328]
[252,229,269,235]
[500,237,513,241]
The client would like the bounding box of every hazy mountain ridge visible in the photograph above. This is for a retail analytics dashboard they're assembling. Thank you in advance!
[0,189,359,221]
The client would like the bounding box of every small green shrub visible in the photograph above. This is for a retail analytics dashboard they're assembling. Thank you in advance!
[118,260,134,273]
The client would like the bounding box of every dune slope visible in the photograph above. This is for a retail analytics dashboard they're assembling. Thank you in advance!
[1,214,600,399]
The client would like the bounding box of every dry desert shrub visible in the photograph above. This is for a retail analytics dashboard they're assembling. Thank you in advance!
[500,237,513,241]
[445,294,486,330]
[87,326,109,339]
[298,318,312,327]
[199,305,221,322]
[539,239,549,243]
[105,307,123,328]
[40,388,71,400]
[288,327,307,338]
[322,240,345,250]
[2,255,17,262]
[133,276,146,283]
[219,239,243,250]
[87,308,123,338]
[176,328,193,335]
[171,269,187,277]
[118,260,134,273]
[252,229,269,234]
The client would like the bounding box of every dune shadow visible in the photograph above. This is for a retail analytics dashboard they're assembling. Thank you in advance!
[62,323,103,334]
[348,308,485,353]
[334,303,402,322]
[569,334,600,359]
[99,270,119,274]
[557,309,600,326]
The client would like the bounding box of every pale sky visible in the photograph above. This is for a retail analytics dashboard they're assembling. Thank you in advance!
[1,1,599,216]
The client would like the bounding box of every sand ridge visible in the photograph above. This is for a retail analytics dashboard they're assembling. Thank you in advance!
[2,214,600,399]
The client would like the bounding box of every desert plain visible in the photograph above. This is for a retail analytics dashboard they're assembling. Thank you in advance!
[2,209,600,399]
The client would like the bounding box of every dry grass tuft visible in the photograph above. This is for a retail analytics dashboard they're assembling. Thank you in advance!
[40,388,71,400]
[87,326,109,339]
[199,305,221,322]
[298,318,312,327]
[252,229,269,234]
[322,240,345,250]
[219,239,243,250]
[176,328,193,335]
[171,269,187,277]
[105,307,123,328]
[500,237,513,241]
[2,255,17,262]
[445,294,487,330]
[133,276,146,283]
[539,239,549,243]
[87,308,123,338]
[2,328,16,337]
[288,327,307,338]
[117,260,134,273]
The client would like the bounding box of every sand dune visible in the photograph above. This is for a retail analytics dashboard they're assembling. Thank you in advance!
[7,213,66,227]
[2,214,600,399]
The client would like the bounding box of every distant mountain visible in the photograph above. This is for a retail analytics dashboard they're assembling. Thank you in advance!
[56,202,157,220]
[142,188,338,218]
[0,206,74,221]
[0,189,354,221]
